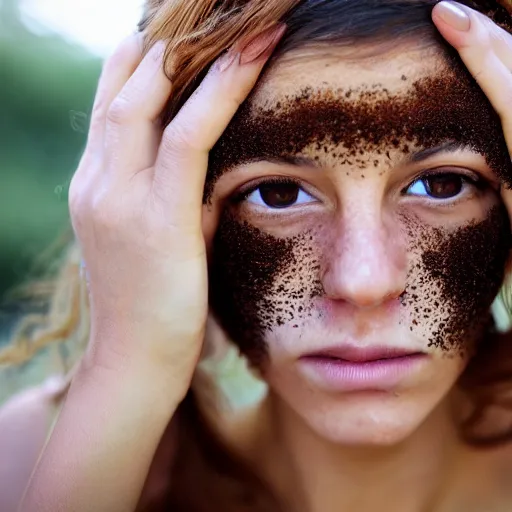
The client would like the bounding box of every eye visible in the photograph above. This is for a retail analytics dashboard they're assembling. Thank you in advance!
[245,180,316,209]
[405,172,479,199]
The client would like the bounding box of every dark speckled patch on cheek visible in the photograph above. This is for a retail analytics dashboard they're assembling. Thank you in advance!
[209,215,322,365]
[402,205,511,355]
[206,55,512,363]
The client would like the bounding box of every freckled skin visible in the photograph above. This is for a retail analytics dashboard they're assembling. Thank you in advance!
[402,205,510,356]
[209,219,322,365]
[206,50,512,201]
[208,46,511,362]
[205,45,512,444]
[210,208,510,366]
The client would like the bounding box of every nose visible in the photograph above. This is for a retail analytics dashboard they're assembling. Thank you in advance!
[321,205,407,309]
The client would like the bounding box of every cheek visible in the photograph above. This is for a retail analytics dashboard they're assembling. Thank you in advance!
[209,205,510,364]
[402,205,510,354]
[209,214,322,364]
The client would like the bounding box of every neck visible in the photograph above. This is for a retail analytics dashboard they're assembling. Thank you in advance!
[260,391,463,512]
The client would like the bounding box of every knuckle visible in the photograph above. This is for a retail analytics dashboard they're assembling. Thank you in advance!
[89,97,109,128]
[68,175,87,216]
[90,195,119,227]
[106,95,133,126]
[69,183,119,231]
[161,123,196,156]
[76,147,98,174]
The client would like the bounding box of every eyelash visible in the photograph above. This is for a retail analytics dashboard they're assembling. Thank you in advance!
[232,176,306,203]
[231,170,487,209]
[402,170,485,198]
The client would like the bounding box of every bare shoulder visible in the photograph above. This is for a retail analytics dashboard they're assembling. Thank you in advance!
[0,375,69,511]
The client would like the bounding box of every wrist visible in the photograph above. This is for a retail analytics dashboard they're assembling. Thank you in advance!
[73,350,189,421]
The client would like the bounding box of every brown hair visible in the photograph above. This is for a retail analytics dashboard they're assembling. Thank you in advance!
[139,0,301,126]
[2,0,512,510]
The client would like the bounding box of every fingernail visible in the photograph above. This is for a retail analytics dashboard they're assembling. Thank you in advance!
[239,24,286,65]
[436,1,471,31]
[217,50,240,73]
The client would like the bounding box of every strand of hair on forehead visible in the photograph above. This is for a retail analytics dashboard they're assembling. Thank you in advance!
[139,0,302,125]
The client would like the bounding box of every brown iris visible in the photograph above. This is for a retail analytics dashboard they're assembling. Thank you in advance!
[258,182,300,208]
[423,174,464,199]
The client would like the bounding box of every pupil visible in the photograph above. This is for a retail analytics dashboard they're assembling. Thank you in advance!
[425,175,462,198]
[259,183,300,208]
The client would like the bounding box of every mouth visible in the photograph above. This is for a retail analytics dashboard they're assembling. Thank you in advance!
[298,344,427,392]
[303,345,423,362]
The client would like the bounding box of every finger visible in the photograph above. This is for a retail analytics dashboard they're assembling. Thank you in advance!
[432,1,512,70]
[103,40,173,174]
[432,2,512,156]
[153,24,287,229]
[474,8,512,69]
[86,33,144,157]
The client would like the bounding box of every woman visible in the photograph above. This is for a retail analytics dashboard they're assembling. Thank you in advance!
[3,0,512,510]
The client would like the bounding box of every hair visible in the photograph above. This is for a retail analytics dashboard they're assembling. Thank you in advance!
[2,1,512,510]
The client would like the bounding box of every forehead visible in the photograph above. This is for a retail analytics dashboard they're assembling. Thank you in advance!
[250,44,444,109]
[206,44,511,199]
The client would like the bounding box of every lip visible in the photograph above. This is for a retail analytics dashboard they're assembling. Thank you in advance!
[298,345,427,392]
[303,345,421,363]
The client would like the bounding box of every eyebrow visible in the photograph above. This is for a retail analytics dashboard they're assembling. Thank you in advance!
[265,154,322,168]
[206,77,512,202]
[407,141,468,164]
[262,140,470,169]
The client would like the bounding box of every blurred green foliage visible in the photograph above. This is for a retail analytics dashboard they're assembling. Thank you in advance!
[0,0,101,304]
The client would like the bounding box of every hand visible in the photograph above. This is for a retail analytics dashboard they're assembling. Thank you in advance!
[432,0,512,218]
[20,25,286,512]
[69,26,285,398]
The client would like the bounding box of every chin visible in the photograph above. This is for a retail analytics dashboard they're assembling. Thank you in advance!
[313,396,435,446]
[268,373,452,448]
[311,409,426,447]
[264,341,466,448]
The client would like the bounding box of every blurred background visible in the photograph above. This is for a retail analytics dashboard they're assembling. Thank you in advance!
[0,1,264,407]
[0,0,143,340]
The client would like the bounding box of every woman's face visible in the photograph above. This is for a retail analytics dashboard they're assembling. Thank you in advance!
[202,43,511,445]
